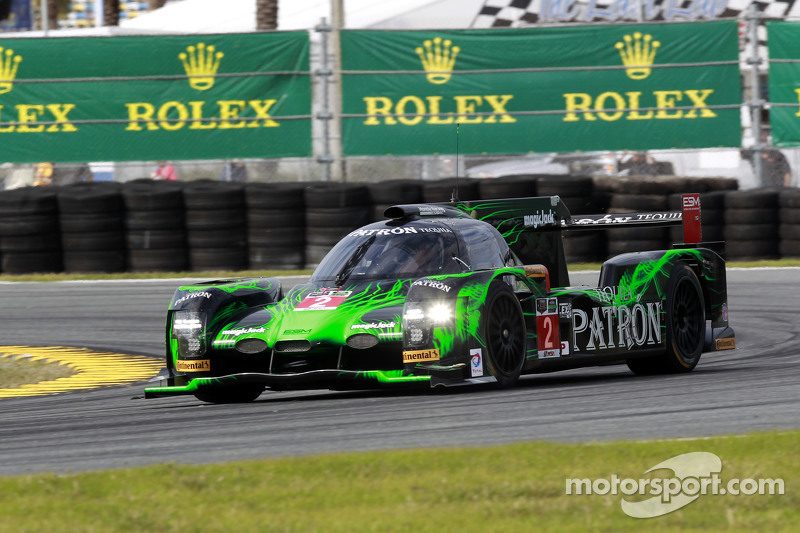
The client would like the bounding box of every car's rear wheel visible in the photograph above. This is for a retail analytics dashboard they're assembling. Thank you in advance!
[484,281,526,388]
[627,264,705,375]
[194,384,265,404]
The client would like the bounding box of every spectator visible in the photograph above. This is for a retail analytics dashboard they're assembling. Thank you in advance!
[33,162,54,186]
[618,152,659,176]
[152,161,177,181]
[760,149,792,187]
[221,159,248,182]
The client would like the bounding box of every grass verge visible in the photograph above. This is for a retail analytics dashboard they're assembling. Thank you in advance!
[0,259,798,282]
[0,356,74,389]
[0,431,796,531]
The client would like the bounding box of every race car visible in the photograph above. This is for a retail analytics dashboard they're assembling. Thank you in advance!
[145,194,736,403]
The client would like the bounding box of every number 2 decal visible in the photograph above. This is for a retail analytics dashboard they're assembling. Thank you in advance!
[296,290,352,311]
[536,297,561,358]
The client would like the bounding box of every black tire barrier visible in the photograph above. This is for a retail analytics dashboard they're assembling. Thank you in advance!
[246,183,305,210]
[304,184,370,267]
[127,230,186,249]
[779,224,800,241]
[726,239,779,259]
[189,248,247,270]
[779,188,800,209]
[1,251,62,274]
[183,181,246,271]
[780,208,800,224]
[304,183,371,208]
[607,239,665,256]
[422,178,480,202]
[368,179,423,205]
[128,249,188,272]
[725,188,780,209]
[63,250,126,273]
[249,246,306,269]
[58,183,125,273]
[0,187,62,274]
[246,183,305,269]
[563,232,606,262]
[125,210,184,231]
[610,193,668,211]
[478,175,538,200]
[724,208,779,225]
[122,180,184,211]
[779,239,800,257]
[248,209,305,227]
[724,224,778,242]
[183,180,245,210]
[536,175,593,197]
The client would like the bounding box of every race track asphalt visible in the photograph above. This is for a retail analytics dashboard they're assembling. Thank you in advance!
[0,269,798,474]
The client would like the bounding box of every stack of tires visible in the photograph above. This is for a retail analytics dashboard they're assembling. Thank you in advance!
[602,177,670,257]
[537,175,604,262]
[304,183,371,267]
[58,183,126,272]
[0,187,62,274]
[478,175,538,200]
[422,177,480,203]
[183,181,247,271]
[779,188,800,257]
[724,188,780,260]
[246,183,306,269]
[368,180,423,221]
[122,180,187,272]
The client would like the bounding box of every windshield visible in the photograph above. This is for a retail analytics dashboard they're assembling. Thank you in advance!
[311,228,462,283]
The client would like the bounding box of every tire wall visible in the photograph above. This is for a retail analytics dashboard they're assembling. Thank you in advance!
[0,176,795,274]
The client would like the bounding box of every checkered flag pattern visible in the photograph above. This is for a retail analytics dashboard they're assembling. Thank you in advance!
[473,0,800,27]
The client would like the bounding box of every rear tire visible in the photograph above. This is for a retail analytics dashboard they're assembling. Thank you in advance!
[627,264,705,375]
[483,281,526,388]
[194,384,265,404]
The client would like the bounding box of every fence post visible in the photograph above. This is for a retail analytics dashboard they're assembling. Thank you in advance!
[315,19,334,182]
[746,4,764,185]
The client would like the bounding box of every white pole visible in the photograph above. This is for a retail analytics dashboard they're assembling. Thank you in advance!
[40,0,48,35]
[330,0,344,181]
[95,0,104,27]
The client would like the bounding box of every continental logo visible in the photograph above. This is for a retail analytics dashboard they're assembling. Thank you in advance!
[0,47,22,94]
[176,359,211,372]
[179,42,223,91]
[416,36,459,85]
[363,37,515,127]
[615,32,660,81]
[402,348,440,363]
[562,33,716,124]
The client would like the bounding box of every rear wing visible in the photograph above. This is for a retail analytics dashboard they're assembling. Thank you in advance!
[386,193,708,287]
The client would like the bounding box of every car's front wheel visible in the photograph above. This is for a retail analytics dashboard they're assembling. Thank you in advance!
[483,281,526,388]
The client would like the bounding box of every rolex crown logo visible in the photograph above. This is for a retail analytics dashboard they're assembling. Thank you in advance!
[179,42,224,91]
[615,32,660,81]
[0,47,22,95]
[416,36,460,85]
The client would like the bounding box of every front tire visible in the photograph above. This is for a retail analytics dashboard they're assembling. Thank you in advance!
[627,264,705,375]
[483,281,526,388]
[194,384,265,404]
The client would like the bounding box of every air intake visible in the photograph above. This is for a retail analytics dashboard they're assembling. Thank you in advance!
[274,340,312,353]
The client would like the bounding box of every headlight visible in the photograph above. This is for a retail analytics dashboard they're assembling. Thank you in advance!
[402,301,453,348]
[172,311,206,357]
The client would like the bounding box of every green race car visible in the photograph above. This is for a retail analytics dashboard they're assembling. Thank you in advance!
[145,196,735,403]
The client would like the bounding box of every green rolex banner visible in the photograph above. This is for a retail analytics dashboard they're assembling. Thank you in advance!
[768,22,800,147]
[341,21,741,156]
[0,32,310,163]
